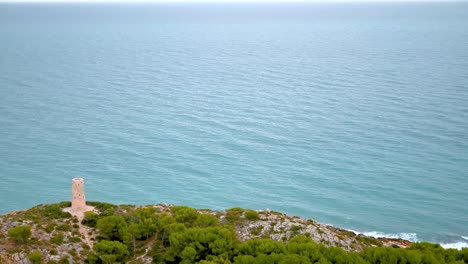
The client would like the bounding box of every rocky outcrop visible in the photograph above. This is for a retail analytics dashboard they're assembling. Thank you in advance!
[0,252,31,264]
[225,209,403,251]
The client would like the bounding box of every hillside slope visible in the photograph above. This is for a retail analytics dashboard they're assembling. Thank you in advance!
[1,202,464,264]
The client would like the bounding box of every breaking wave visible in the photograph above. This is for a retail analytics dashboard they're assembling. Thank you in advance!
[361,231,418,242]
[440,242,468,250]
[349,230,418,242]
[348,230,468,250]
[442,236,468,250]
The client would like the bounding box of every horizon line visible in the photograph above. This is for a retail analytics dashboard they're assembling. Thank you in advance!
[1,0,467,3]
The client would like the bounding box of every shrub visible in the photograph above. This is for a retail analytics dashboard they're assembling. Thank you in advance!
[356,234,382,246]
[58,256,69,264]
[238,238,286,256]
[82,211,99,227]
[44,224,55,233]
[28,250,43,264]
[244,210,260,221]
[69,236,82,243]
[226,207,244,223]
[8,225,31,244]
[51,234,64,245]
[161,226,238,263]
[93,240,129,264]
[43,204,71,219]
[96,216,128,241]
[86,253,99,264]
[56,224,71,231]
[86,201,117,217]
[195,214,220,228]
[171,206,199,225]
[291,225,302,232]
[250,226,263,236]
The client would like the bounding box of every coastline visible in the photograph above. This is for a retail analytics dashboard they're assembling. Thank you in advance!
[1,203,466,251]
[2,202,467,263]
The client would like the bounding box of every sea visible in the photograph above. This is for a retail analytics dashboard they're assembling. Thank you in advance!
[0,2,467,249]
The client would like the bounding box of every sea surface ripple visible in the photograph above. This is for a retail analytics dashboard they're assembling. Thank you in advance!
[0,2,467,247]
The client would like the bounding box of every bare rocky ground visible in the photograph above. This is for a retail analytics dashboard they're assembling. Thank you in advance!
[0,203,411,264]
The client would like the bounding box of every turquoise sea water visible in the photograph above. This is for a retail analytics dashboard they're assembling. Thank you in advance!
[0,2,467,248]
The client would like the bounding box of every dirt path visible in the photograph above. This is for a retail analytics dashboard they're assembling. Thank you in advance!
[63,205,95,248]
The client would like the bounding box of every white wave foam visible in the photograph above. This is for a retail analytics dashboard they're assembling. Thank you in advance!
[362,231,418,242]
[347,229,418,242]
[441,242,468,250]
[345,229,468,249]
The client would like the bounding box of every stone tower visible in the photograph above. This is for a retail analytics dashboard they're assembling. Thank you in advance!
[71,178,86,211]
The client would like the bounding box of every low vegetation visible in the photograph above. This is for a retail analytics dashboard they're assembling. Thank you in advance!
[0,202,466,263]
[7,226,31,244]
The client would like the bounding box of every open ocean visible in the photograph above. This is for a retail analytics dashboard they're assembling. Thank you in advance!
[0,2,467,248]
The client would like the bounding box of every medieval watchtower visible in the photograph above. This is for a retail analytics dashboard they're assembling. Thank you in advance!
[71,178,86,211]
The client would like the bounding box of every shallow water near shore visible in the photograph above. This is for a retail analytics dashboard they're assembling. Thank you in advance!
[0,2,467,248]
